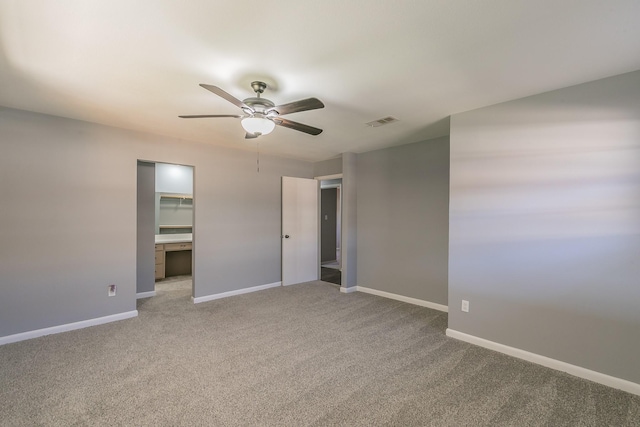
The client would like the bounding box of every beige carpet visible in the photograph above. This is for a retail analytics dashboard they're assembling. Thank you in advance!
[1,279,639,426]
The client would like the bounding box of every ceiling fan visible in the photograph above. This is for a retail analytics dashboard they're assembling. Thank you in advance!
[179,81,324,139]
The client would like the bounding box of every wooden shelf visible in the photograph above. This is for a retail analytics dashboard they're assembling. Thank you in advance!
[159,225,192,229]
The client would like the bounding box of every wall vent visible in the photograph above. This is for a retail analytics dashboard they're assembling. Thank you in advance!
[366,116,399,127]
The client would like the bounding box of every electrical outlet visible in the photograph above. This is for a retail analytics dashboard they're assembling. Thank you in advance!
[461,300,469,312]
[108,284,116,297]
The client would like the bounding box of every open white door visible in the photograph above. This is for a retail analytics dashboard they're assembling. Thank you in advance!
[282,176,318,286]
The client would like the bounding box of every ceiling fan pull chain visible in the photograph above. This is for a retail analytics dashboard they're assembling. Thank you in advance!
[257,140,260,173]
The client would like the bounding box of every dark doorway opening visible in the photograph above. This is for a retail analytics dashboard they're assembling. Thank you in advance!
[320,181,341,285]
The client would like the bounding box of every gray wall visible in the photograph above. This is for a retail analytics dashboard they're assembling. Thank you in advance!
[0,107,313,338]
[155,163,194,233]
[314,157,342,177]
[155,193,195,234]
[158,197,193,227]
[136,161,156,294]
[448,70,640,384]
[341,153,358,288]
[356,137,450,305]
[155,163,193,194]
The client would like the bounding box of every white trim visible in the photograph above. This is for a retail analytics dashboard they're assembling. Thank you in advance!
[192,281,281,304]
[0,311,139,346]
[355,286,448,312]
[340,286,357,294]
[314,173,343,181]
[321,183,341,190]
[136,291,156,299]
[446,328,640,397]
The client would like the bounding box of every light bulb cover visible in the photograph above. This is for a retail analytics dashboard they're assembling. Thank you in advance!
[241,117,276,136]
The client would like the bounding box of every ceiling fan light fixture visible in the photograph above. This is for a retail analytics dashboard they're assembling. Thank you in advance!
[241,116,275,136]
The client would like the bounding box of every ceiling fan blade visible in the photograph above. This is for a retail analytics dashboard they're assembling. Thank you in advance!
[267,97,324,116]
[199,84,251,111]
[245,132,258,139]
[273,118,323,136]
[179,114,242,119]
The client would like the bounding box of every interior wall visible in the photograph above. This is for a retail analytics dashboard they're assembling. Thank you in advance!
[341,153,357,288]
[448,70,640,384]
[155,163,194,233]
[136,161,155,295]
[155,163,193,194]
[314,156,342,177]
[158,197,193,229]
[356,137,450,305]
[0,107,313,338]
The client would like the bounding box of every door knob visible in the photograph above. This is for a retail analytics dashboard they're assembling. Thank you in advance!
[283,235,290,239]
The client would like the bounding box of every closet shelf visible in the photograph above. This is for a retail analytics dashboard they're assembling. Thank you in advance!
[160,194,192,200]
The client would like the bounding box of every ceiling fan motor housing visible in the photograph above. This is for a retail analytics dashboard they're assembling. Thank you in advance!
[243,81,280,118]
[243,97,276,116]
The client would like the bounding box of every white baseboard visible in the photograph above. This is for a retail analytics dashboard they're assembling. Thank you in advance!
[192,281,281,304]
[136,291,156,299]
[354,286,448,312]
[340,286,357,294]
[0,310,139,346]
[446,328,640,397]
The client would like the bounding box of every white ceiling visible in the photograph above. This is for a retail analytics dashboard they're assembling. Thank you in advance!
[1,1,639,162]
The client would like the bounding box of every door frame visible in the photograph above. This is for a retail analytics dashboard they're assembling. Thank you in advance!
[315,174,343,278]
[136,160,196,300]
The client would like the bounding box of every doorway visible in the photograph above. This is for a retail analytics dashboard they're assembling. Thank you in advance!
[136,161,195,301]
[319,177,342,285]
